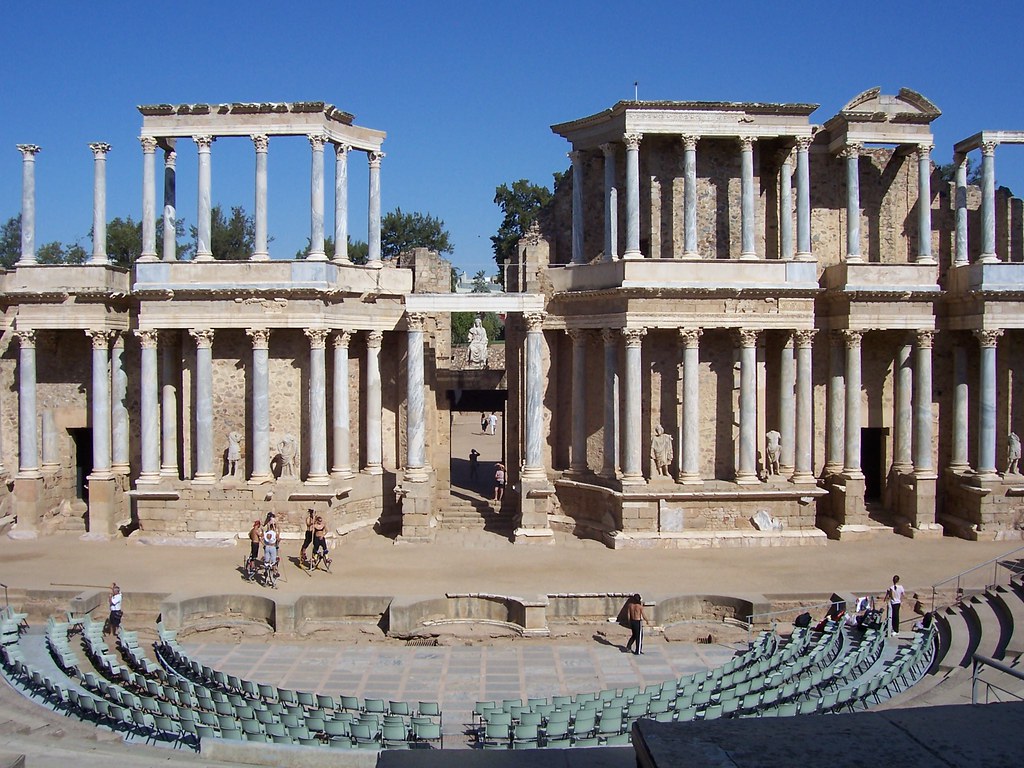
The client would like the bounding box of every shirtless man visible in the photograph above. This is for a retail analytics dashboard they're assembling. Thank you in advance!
[246,520,262,576]
[311,515,331,568]
[299,509,315,565]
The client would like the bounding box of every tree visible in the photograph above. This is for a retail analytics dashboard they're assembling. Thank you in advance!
[380,208,452,260]
[490,173,566,268]
[937,157,981,185]
[36,241,86,265]
[294,235,369,264]
[0,215,21,269]
[451,311,504,346]
[106,216,142,266]
[187,205,255,260]
[471,270,490,293]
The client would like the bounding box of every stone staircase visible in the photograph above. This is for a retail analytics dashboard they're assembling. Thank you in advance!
[438,494,515,540]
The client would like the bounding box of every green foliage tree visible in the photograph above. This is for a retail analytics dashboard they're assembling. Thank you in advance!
[471,270,490,293]
[936,157,981,185]
[0,215,21,269]
[106,216,142,266]
[187,205,255,260]
[380,208,452,260]
[490,172,566,269]
[36,241,87,265]
[451,311,505,346]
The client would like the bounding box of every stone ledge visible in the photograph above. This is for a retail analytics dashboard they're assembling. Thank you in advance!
[606,529,828,549]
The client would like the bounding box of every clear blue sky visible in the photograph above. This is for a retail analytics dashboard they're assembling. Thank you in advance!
[3,1,1023,277]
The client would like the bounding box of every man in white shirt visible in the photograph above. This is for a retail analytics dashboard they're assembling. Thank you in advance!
[108,583,123,637]
[886,575,905,637]
[263,524,279,575]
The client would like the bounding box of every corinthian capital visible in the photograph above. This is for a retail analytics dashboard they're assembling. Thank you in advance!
[245,328,270,349]
[335,142,351,158]
[135,329,159,349]
[89,142,112,159]
[86,329,115,350]
[736,328,759,348]
[794,329,816,348]
[164,149,177,169]
[368,151,385,167]
[524,312,547,333]
[981,140,998,156]
[623,133,642,150]
[678,327,702,347]
[17,144,41,158]
[916,143,934,161]
[367,330,384,349]
[915,329,935,349]
[190,328,215,349]
[621,327,647,347]
[332,330,351,350]
[308,133,327,150]
[841,329,863,348]
[839,143,862,159]
[304,328,329,348]
[738,136,755,153]
[975,328,1003,347]
[794,137,813,153]
[14,329,37,348]
[406,313,426,332]
[138,136,158,153]
[600,142,617,159]
[680,134,699,152]
[251,134,269,153]
[192,135,214,152]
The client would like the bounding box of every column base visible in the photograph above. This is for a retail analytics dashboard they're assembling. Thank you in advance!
[136,254,159,263]
[403,467,429,483]
[843,470,864,481]
[160,467,180,479]
[192,473,216,485]
[622,250,643,260]
[913,256,936,266]
[682,250,700,259]
[845,254,863,263]
[620,473,644,486]
[521,467,547,482]
[111,463,131,475]
[363,465,384,476]
[16,469,43,481]
[88,256,110,266]
[735,473,760,485]
[194,251,214,262]
[305,473,330,486]
[331,256,352,265]
[979,253,999,263]
[331,468,355,480]
[87,470,115,482]
[789,472,817,485]
[251,251,270,261]
[367,260,383,269]
[136,472,161,485]
[306,251,328,261]
[677,473,703,486]
[248,473,274,486]
[795,251,814,261]
[739,252,757,261]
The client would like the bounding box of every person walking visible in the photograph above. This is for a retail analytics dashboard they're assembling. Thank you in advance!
[487,412,498,436]
[886,574,905,637]
[492,462,506,503]
[622,594,650,655]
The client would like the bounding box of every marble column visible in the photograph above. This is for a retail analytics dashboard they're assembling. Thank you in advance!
[739,137,757,259]
[136,330,160,482]
[87,330,113,479]
[17,145,41,266]
[842,330,863,478]
[779,332,795,474]
[736,329,759,483]
[893,340,913,473]
[950,339,970,471]
[954,153,969,266]
[678,328,702,484]
[364,330,384,474]
[682,135,699,258]
[779,149,794,261]
[139,137,158,261]
[246,328,271,482]
[623,133,643,259]
[15,330,40,477]
[332,331,353,478]
[522,313,548,480]
[913,330,935,475]
[792,330,815,483]
[367,152,384,268]
[405,314,428,482]
[916,144,934,264]
[825,332,846,474]
[110,333,129,474]
[600,328,619,478]
[842,143,862,262]
[162,146,177,262]
[308,133,327,260]
[189,329,215,481]
[305,328,329,483]
[160,335,179,478]
[795,137,813,260]
[975,329,1002,477]
[570,150,585,265]
[334,144,351,263]
[568,329,587,472]
[89,142,111,265]
[620,327,646,484]
[41,410,58,471]
[600,143,618,262]
[194,135,214,261]
[251,135,270,260]
[980,141,998,262]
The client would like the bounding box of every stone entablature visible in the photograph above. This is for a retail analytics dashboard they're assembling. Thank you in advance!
[822,87,939,152]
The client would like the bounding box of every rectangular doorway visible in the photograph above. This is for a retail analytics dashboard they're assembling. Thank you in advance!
[861,427,887,502]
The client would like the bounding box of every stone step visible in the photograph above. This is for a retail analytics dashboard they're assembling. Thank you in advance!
[966,594,1005,660]
[937,606,973,670]
[993,584,1024,657]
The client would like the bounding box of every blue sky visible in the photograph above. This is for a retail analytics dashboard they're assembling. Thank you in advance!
[2,1,1023,277]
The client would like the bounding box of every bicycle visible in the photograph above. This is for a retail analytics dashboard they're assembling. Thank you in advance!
[305,547,332,575]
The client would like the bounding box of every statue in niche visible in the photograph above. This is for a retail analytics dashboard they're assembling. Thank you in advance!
[278,434,298,479]
[225,431,242,479]
[1007,432,1021,475]
[765,430,782,477]
[650,425,674,477]
[467,316,489,367]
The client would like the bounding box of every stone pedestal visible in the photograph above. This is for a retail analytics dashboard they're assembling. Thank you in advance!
[515,478,554,544]
[11,476,43,538]
[894,474,941,539]
[87,475,120,537]
[398,472,436,542]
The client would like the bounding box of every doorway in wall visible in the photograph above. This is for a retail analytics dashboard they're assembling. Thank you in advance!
[447,389,507,495]
[69,428,92,503]
[861,427,887,503]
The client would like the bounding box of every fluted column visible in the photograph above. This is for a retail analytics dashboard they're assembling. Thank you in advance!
[954,153,969,265]
[136,330,160,482]
[779,332,795,475]
[980,141,997,262]
[913,330,935,475]
[950,339,970,471]
[682,135,699,258]
[364,331,384,474]
[569,329,587,472]
[162,146,177,262]
[736,329,759,483]
[15,330,40,477]
[17,145,41,266]
[600,328,619,478]
[87,330,113,479]
[190,329,215,481]
[795,137,813,260]
[679,328,702,485]
[251,134,269,260]
[194,135,214,260]
[334,144,351,263]
[306,328,329,483]
[405,314,428,482]
[620,327,646,484]
[739,137,757,259]
[600,143,618,261]
[89,142,111,265]
[893,340,913,473]
[570,150,585,265]
[332,332,353,478]
[976,329,1002,477]
[308,133,327,260]
[842,330,863,479]
[139,137,158,261]
[792,330,815,483]
[916,144,934,264]
[246,328,271,482]
[111,333,129,474]
[842,143,862,262]
[779,148,794,261]
[825,332,845,474]
[623,133,643,259]
[522,313,548,480]
[367,152,384,268]
[41,411,58,471]
[160,334,179,478]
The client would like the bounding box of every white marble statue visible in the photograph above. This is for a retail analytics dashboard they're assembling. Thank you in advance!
[1008,432,1021,475]
[650,424,673,477]
[279,434,298,479]
[765,430,781,477]
[226,431,242,478]
[467,317,489,366]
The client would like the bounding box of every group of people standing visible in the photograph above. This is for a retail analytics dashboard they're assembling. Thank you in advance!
[247,509,331,577]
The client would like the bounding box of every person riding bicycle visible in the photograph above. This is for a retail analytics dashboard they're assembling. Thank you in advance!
[246,520,262,576]
[312,515,331,568]
[299,508,315,566]
[262,522,279,576]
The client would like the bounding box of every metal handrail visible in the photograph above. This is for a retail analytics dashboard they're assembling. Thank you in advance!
[930,544,1024,613]
[972,653,1024,704]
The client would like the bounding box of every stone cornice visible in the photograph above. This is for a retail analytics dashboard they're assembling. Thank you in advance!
[138,101,356,126]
